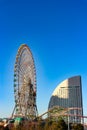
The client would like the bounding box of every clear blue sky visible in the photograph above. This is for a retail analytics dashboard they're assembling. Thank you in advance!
[0,0,87,119]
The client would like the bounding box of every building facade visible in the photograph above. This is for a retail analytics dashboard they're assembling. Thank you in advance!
[48,76,83,123]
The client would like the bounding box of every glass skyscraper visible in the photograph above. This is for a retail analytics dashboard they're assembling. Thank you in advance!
[48,76,83,123]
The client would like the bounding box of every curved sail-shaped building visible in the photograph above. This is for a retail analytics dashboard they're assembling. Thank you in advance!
[48,76,83,123]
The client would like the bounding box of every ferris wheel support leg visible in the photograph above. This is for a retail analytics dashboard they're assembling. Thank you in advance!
[11,105,16,118]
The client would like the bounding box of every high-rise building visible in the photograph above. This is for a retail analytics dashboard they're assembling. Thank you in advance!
[48,76,83,123]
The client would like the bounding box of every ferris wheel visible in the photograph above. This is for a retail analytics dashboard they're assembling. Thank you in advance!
[13,44,38,119]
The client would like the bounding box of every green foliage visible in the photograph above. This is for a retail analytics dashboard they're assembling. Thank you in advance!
[9,119,84,130]
[44,119,53,130]
[72,123,84,130]
[37,121,45,130]
[56,119,67,130]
